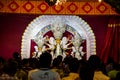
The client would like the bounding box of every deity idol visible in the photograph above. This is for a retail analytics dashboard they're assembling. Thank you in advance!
[44,36,56,59]
[51,21,66,57]
[32,46,39,58]
[34,33,45,58]
[60,36,73,58]
[79,46,86,57]
[72,31,83,60]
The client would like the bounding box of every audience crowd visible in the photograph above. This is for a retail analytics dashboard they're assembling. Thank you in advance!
[0,51,120,80]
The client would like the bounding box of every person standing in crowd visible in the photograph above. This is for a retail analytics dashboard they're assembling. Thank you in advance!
[0,59,19,80]
[89,55,110,80]
[62,58,80,80]
[80,55,110,80]
[30,51,61,80]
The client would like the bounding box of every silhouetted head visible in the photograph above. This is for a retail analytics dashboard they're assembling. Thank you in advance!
[3,59,18,76]
[87,55,101,69]
[69,58,79,73]
[39,51,52,68]
[12,52,21,59]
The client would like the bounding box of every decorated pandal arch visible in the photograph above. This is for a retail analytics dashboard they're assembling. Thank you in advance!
[21,15,96,60]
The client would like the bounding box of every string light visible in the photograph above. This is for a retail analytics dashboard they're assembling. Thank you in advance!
[55,0,66,5]
[98,0,102,2]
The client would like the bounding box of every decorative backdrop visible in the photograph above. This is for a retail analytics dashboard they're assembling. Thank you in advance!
[21,15,96,60]
[0,14,110,60]
[0,0,119,15]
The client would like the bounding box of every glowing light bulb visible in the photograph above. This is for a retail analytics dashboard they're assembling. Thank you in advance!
[98,0,102,2]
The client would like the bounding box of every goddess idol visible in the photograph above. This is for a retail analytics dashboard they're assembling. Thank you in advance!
[51,20,66,57]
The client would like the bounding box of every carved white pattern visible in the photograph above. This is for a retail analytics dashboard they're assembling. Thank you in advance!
[21,15,96,59]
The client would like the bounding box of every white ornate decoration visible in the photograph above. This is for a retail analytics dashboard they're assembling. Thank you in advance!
[72,31,83,60]
[21,15,96,60]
